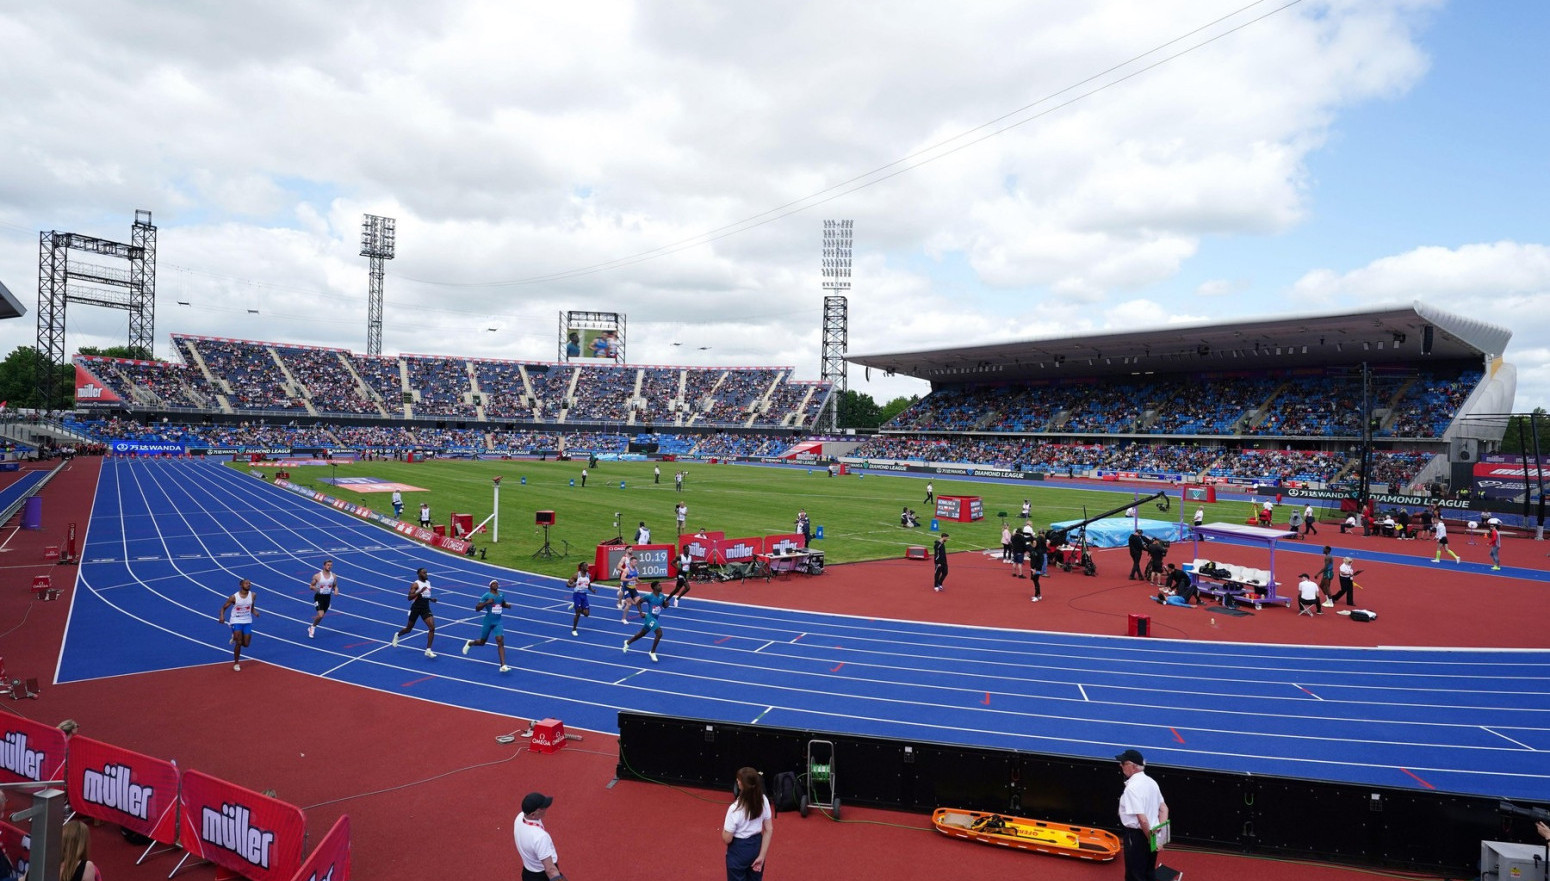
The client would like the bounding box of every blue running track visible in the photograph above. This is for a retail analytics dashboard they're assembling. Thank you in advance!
[60,460,1550,799]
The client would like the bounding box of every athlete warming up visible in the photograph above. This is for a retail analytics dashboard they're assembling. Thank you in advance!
[569,562,597,637]
[463,580,512,673]
[308,559,339,638]
[392,567,439,658]
[623,581,670,662]
[218,579,259,671]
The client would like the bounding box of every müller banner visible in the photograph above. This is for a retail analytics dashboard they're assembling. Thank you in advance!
[289,814,351,881]
[65,736,179,844]
[179,768,307,881]
[0,714,67,785]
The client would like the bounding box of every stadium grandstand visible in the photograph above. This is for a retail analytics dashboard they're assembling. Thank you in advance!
[844,302,1514,494]
[62,304,1519,495]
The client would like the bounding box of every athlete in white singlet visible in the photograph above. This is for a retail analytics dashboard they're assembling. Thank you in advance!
[218,579,260,671]
[308,560,339,639]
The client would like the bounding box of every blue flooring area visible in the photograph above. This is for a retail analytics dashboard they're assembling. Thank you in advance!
[60,460,1550,799]
[0,470,48,512]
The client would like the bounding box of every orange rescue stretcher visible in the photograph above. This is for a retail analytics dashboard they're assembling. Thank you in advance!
[931,808,1122,861]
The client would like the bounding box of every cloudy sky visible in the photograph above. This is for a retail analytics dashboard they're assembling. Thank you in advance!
[1,0,1547,409]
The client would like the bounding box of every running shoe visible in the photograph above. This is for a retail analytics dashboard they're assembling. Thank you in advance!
[307,626,315,639]
[622,640,629,654]
[391,632,399,647]
[462,641,472,655]
[649,652,659,663]
[571,629,579,637]
[499,665,510,673]
[233,663,241,671]
[424,649,437,659]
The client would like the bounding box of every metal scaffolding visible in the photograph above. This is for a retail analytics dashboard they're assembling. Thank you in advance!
[361,214,396,356]
[35,210,156,409]
[820,219,852,431]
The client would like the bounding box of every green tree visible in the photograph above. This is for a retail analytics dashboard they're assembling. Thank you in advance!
[836,389,882,428]
[0,345,68,409]
[877,395,917,425]
[78,344,155,361]
[1498,408,1550,455]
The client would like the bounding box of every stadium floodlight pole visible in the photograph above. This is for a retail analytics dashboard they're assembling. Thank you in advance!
[820,219,853,433]
[361,214,397,357]
[493,475,501,543]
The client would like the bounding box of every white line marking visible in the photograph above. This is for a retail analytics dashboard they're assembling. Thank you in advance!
[1077,684,1089,702]
[752,706,773,723]
[755,641,774,652]
[614,670,645,685]
[1482,727,1535,750]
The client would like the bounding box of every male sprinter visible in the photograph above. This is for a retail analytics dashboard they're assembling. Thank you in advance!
[615,549,640,623]
[570,562,597,637]
[463,580,512,673]
[667,547,693,607]
[623,581,670,662]
[218,578,260,671]
[308,559,339,638]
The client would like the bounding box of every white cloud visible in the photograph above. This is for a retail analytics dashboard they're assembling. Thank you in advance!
[0,0,1509,413]
[1289,241,1550,405]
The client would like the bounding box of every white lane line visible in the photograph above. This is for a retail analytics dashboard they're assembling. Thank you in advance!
[1482,727,1535,750]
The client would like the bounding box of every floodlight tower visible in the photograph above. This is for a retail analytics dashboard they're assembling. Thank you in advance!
[820,219,852,432]
[360,214,396,357]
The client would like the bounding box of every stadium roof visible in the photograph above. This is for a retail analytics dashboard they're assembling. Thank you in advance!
[847,301,1509,384]
[0,278,25,320]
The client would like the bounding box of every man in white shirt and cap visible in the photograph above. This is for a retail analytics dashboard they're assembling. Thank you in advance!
[1117,749,1168,881]
[514,792,564,881]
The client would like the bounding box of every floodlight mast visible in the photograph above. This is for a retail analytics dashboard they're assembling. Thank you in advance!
[361,214,396,357]
[820,219,852,432]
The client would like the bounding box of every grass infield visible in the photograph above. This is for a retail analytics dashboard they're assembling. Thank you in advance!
[238,458,1252,580]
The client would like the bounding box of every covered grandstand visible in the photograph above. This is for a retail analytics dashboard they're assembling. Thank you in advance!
[845,302,1515,494]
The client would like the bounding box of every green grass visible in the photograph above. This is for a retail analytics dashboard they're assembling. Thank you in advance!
[237,459,1256,579]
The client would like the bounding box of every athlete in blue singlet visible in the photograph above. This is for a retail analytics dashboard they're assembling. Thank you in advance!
[622,581,669,662]
[462,580,512,672]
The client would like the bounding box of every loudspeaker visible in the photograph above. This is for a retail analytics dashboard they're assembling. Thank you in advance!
[535,510,556,526]
[1450,438,1478,462]
[1422,324,1434,355]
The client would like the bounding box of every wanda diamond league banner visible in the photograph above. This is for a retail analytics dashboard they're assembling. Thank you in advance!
[73,362,122,407]
[0,714,67,785]
[179,768,307,881]
[65,736,179,843]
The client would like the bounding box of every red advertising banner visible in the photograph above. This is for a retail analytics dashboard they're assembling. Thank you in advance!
[764,532,807,554]
[179,769,307,881]
[73,361,122,406]
[0,820,28,879]
[65,736,179,844]
[0,714,67,785]
[289,814,350,881]
[709,536,765,566]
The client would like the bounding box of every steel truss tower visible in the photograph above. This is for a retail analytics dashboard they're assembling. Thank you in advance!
[35,209,156,409]
[820,219,852,431]
[361,214,396,356]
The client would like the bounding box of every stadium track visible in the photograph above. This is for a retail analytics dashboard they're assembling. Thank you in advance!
[62,458,1550,800]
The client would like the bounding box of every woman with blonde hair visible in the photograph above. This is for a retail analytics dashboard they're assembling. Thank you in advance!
[60,819,101,881]
[721,766,773,881]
